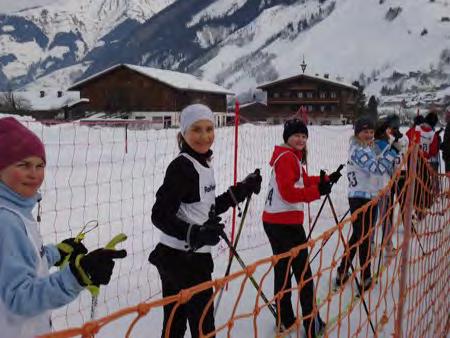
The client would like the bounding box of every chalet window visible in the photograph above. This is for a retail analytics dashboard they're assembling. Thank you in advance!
[319,92,326,99]
[308,105,313,112]
[273,92,280,98]
[164,116,172,128]
[297,92,304,98]
[282,91,290,98]
[330,91,337,99]
[331,106,336,112]
[306,92,313,98]
[320,105,325,112]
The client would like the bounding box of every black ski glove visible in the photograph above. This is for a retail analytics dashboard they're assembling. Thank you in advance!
[391,128,403,140]
[390,129,403,153]
[318,180,332,196]
[328,170,342,184]
[318,169,331,196]
[241,169,262,195]
[188,216,225,251]
[55,238,88,267]
[70,248,127,286]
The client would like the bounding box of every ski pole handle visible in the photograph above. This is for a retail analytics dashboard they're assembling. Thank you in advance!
[320,169,326,184]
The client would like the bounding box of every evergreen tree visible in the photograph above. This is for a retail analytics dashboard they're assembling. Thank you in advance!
[352,81,367,119]
[367,95,378,120]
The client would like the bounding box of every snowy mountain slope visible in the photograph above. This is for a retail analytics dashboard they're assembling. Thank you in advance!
[0,0,175,88]
[77,0,450,101]
[198,0,450,94]
[77,0,321,80]
[2,0,449,102]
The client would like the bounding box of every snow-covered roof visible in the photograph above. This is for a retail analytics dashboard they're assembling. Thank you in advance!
[1,90,82,111]
[239,101,267,108]
[69,64,234,95]
[257,73,358,91]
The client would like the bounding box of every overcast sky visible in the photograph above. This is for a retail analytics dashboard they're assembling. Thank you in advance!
[0,0,54,13]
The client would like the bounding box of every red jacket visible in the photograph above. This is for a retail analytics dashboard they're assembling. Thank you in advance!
[262,145,324,225]
[406,124,439,159]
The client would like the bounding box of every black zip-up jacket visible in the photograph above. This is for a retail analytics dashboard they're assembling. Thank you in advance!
[151,143,251,242]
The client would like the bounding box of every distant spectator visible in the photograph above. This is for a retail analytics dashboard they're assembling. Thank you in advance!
[442,109,450,173]
[424,112,440,173]
[413,114,425,127]
[406,112,440,219]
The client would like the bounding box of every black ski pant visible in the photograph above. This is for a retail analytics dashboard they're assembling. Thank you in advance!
[414,157,435,219]
[149,243,215,338]
[338,198,376,280]
[263,222,317,334]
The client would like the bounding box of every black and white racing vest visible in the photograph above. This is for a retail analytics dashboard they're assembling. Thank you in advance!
[159,153,216,253]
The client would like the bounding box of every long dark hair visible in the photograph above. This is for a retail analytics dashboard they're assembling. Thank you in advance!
[177,132,186,151]
[301,147,307,165]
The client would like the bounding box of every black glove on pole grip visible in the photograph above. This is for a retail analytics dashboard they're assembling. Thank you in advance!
[320,169,326,184]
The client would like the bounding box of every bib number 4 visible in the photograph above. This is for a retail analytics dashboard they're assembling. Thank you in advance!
[266,188,274,206]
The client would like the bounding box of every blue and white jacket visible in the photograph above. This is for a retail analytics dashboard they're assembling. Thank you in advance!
[372,139,393,194]
[0,182,84,338]
[347,137,398,199]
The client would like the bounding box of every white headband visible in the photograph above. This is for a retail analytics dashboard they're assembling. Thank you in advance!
[180,104,215,135]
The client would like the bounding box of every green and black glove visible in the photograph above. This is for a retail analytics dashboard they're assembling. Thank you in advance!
[69,233,127,289]
[70,248,127,286]
[55,238,88,267]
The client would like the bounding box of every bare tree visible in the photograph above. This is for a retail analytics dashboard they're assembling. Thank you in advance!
[0,87,31,112]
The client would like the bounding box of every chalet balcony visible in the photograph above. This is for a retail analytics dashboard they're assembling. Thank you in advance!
[268,98,340,104]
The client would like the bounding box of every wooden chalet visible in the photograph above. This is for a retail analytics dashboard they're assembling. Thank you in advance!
[257,73,358,124]
[68,64,233,127]
[0,90,88,121]
[238,102,270,123]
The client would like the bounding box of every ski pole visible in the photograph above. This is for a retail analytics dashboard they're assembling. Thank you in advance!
[309,207,351,264]
[218,229,278,320]
[90,233,128,321]
[411,223,427,255]
[328,197,376,335]
[375,191,397,280]
[288,164,344,280]
[305,164,344,243]
[215,195,252,316]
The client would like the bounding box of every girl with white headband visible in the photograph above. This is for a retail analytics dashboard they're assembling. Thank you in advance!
[149,103,262,338]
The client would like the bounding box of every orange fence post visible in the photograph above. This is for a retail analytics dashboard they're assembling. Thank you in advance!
[394,144,419,337]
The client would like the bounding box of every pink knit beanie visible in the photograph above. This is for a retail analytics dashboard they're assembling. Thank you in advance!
[0,117,46,171]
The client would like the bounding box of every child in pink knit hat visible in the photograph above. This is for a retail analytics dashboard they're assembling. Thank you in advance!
[0,117,46,197]
[0,117,126,338]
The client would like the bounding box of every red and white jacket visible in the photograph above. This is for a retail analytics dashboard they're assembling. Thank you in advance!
[262,145,324,225]
[406,124,439,160]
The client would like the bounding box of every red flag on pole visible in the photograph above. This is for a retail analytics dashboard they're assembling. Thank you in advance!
[231,99,240,244]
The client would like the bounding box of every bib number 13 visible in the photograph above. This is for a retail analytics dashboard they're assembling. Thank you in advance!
[347,172,358,187]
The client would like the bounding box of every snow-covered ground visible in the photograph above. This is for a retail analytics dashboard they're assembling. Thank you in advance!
[0,115,446,337]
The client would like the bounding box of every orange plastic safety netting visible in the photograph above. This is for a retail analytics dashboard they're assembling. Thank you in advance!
[40,143,449,338]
